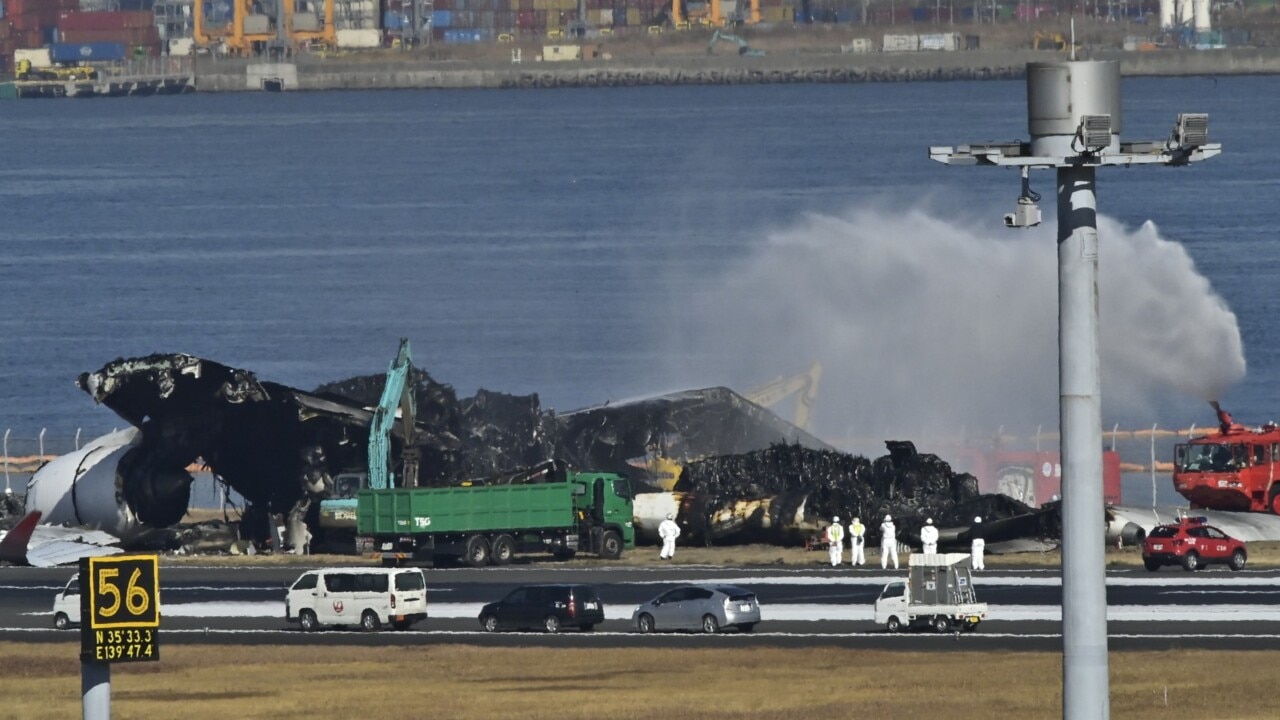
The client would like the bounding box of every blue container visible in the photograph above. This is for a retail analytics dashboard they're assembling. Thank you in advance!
[50,42,127,63]
[432,10,452,28]
[383,10,404,29]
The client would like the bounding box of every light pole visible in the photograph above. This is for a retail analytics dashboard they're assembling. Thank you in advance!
[929,59,1220,719]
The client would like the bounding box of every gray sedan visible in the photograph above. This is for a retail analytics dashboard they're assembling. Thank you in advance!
[632,584,761,634]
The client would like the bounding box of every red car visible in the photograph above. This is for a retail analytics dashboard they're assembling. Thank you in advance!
[1142,517,1247,572]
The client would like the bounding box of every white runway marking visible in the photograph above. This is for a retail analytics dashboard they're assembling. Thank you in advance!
[29,600,1280,623]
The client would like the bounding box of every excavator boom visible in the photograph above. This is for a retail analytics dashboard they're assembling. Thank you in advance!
[368,338,418,490]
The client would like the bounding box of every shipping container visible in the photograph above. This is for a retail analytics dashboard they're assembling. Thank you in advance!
[882,33,918,52]
[335,27,380,46]
[49,41,125,61]
[919,31,961,51]
[14,46,49,66]
[167,36,193,55]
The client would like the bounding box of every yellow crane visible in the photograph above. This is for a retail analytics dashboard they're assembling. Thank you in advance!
[194,0,334,55]
[672,0,760,28]
[628,362,823,491]
[744,360,822,432]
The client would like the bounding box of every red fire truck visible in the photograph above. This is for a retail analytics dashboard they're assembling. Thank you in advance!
[1173,404,1280,514]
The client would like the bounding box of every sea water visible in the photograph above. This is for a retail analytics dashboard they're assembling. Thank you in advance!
[1,77,1274,475]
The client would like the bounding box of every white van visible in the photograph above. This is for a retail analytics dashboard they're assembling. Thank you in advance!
[286,567,428,632]
[53,575,81,629]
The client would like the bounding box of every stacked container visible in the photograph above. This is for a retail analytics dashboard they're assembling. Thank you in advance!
[0,0,79,70]
[57,10,162,57]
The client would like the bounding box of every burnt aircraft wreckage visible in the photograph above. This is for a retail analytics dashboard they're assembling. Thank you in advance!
[14,352,1054,556]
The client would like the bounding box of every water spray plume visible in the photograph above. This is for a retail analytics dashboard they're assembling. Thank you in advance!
[671,205,1246,442]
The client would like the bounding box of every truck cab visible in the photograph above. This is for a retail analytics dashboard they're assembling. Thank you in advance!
[571,471,635,553]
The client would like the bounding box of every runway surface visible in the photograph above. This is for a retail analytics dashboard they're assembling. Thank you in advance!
[4,563,1278,651]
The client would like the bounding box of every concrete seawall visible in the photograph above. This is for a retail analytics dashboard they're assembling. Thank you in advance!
[195,48,1280,92]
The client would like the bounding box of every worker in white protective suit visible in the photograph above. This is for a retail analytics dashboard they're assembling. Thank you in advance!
[658,513,681,560]
[880,514,899,570]
[825,516,845,566]
[971,516,985,570]
[920,517,938,555]
[849,517,866,566]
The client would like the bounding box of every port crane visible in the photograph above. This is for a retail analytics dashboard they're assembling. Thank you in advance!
[194,0,335,55]
[672,0,760,28]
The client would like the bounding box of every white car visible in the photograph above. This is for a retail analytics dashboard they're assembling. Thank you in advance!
[52,575,81,629]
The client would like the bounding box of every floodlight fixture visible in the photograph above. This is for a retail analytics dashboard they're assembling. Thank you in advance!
[1078,114,1112,153]
[1174,113,1209,149]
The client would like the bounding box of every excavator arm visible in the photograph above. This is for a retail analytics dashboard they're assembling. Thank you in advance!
[367,338,419,490]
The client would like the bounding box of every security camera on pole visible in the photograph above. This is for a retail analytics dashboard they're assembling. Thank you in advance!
[928,47,1220,720]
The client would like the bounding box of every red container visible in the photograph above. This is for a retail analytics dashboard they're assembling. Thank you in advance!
[57,10,155,32]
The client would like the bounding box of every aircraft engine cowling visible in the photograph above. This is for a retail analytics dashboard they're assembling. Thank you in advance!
[23,428,192,542]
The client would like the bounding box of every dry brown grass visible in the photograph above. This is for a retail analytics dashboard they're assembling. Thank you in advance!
[5,643,1279,719]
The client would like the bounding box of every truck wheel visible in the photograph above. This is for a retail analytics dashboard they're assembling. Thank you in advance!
[543,615,561,633]
[1230,549,1247,571]
[1270,489,1280,516]
[360,610,382,632]
[465,535,491,567]
[932,616,952,633]
[54,613,70,630]
[886,616,902,633]
[1182,551,1200,572]
[490,534,515,566]
[299,610,318,632]
[701,614,720,634]
[599,530,623,560]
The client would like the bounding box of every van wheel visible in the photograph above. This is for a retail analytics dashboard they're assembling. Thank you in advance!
[481,614,498,633]
[299,610,318,632]
[701,614,720,634]
[543,615,561,633]
[54,613,70,630]
[637,613,655,634]
[490,535,515,566]
[886,616,902,633]
[599,530,623,560]
[360,610,382,632]
[465,535,491,567]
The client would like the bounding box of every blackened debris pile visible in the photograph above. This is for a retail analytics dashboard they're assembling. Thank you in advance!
[554,387,832,484]
[314,369,553,483]
[677,440,1044,545]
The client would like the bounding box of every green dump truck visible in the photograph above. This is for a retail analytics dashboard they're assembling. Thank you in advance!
[356,471,634,567]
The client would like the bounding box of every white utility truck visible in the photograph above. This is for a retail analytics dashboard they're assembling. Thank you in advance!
[873,553,987,633]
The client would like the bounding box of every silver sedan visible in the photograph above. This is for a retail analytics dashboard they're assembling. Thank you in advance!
[632,584,761,634]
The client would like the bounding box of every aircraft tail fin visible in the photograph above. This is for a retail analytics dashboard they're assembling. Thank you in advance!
[0,511,43,565]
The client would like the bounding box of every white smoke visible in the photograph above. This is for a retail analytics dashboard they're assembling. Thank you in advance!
[667,205,1245,446]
